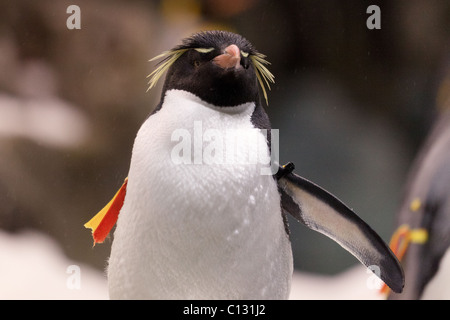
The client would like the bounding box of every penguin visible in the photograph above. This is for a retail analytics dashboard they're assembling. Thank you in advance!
[386,106,450,299]
[85,30,404,299]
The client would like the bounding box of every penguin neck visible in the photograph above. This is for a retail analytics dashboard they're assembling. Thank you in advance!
[161,89,256,115]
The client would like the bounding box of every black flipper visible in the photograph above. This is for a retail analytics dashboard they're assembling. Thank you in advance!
[277,166,404,293]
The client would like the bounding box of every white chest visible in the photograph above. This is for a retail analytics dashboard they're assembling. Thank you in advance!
[108,90,292,299]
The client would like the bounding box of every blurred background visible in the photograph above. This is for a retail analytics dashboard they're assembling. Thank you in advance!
[0,0,449,299]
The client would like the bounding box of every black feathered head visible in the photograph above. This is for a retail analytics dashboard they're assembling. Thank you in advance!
[147,30,274,106]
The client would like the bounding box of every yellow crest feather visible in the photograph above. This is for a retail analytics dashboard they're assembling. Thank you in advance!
[250,53,275,105]
[146,49,188,91]
[147,47,275,105]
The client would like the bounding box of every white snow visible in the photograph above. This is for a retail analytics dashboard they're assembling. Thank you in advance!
[0,229,384,300]
[0,230,108,299]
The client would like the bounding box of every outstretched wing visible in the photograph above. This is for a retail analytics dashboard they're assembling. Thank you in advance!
[278,170,404,293]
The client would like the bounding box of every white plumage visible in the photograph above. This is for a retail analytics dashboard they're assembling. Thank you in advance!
[108,90,292,299]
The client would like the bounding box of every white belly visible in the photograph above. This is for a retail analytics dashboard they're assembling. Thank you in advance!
[108,90,292,299]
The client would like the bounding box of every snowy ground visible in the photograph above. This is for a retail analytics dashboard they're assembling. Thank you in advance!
[0,230,383,300]
[0,230,108,300]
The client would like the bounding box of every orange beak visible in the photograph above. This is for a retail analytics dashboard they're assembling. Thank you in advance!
[213,44,242,70]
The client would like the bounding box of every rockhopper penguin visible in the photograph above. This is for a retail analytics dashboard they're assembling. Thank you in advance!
[85,30,404,299]
[386,107,450,299]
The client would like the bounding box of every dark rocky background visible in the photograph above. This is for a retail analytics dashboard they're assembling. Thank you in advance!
[1,0,449,275]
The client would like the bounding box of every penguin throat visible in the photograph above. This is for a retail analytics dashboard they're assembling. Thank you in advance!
[165,89,255,115]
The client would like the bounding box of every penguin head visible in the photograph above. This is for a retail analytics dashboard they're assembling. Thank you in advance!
[148,30,274,107]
